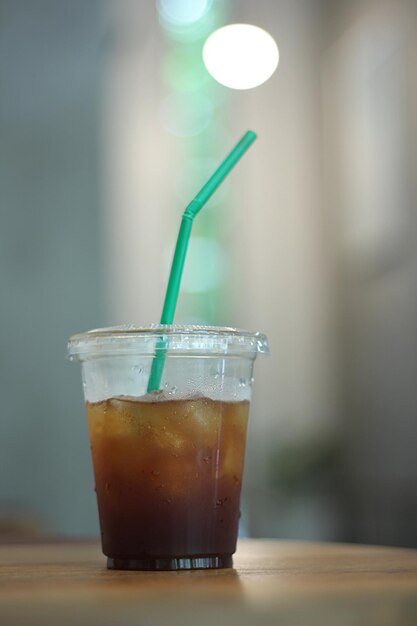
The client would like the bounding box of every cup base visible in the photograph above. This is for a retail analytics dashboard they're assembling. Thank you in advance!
[107,554,233,571]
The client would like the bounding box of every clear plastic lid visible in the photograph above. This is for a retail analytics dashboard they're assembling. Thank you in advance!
[67,325,269,360]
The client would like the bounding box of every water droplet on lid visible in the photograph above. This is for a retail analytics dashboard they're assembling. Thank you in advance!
[216,498,223,507]
[105,482,110,492]
[238,378,247,388]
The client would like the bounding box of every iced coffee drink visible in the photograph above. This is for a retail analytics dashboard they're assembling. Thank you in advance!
[68,325,268,570]
[87,394,249,569]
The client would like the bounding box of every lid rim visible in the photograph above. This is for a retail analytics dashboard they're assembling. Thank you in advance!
[70,324,259,337]
[67,325,269,359]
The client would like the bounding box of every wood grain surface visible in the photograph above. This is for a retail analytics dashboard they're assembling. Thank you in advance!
[1,539,417,625]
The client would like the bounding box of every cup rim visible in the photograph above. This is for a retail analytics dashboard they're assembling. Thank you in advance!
[67,324,269,360]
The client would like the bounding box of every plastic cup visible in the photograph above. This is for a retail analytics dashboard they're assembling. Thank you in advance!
[68,325,268,571]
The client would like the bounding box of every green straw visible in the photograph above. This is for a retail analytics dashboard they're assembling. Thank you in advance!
[147,130,257,392]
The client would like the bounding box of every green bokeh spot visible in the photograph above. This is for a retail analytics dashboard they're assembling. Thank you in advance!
[162,47,210,91]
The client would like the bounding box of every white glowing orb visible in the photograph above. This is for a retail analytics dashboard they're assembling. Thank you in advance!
[203,24,279,90]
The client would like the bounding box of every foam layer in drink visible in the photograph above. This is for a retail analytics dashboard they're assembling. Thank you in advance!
[87,395,249,560]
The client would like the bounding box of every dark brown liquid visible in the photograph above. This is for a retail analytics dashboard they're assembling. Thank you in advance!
[87,396,249,564]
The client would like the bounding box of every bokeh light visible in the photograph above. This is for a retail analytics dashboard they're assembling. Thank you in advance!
[157,0,213,26]
[162,48,210,91]
[203,24,279,89]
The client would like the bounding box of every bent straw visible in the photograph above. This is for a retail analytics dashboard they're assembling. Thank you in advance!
[147,130,257,392]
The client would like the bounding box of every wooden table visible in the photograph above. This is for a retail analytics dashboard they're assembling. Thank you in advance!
[1,539,417,625]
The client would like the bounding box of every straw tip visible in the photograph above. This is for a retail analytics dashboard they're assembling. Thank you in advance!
[246,130,257,141]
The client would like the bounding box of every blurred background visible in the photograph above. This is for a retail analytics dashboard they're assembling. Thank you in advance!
[1,0,417,547]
